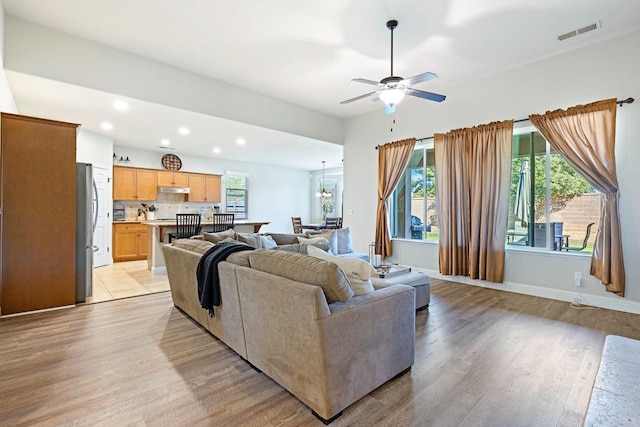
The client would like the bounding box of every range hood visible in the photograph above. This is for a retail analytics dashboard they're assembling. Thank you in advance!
[158,186,190,194]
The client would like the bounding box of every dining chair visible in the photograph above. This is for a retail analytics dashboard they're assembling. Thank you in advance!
[324,217,340,229]
[211,213,235,232]
[169,213,202,242]
[291,217,303,234]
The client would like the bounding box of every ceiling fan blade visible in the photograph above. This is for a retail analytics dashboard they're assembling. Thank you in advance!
[402,71,438,86]
[340,91,379,104]
[352,78,380,86]
[405,88,446,102]
[384,104,396,115]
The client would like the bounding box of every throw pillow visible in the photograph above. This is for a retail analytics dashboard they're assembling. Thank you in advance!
[171,238,215,254]
[203,229,236,244]
[307,245,375,296]
[297,236,331,252]
[336,227,355,255]
[320,230,338,255]
[260,235,278,249]
[265,232,307,245]
[236,232,262,248]
[271,243,304,253]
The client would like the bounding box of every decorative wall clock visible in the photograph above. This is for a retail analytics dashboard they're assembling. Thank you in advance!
[161,153,182,170]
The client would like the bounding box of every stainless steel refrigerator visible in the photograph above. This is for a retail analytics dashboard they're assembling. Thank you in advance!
[76,163,98,303]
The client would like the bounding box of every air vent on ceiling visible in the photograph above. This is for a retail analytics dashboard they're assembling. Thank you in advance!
[158,146,176,150]
[558,21,600,41]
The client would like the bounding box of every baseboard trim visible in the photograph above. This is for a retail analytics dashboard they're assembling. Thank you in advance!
[415,268,640,315]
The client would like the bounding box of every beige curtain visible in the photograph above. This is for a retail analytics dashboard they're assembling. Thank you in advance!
[529,98,625,296]
[376,138,416,258]
[435,120,513,282]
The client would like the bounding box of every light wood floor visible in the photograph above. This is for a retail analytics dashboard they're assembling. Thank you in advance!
[89,260,170,303]
[1,279,639,426]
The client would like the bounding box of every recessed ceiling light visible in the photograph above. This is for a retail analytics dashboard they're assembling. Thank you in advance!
[213,148,221,154]
[178,127,190,135]
[101,122,113,131]
[160,139,170,146]
[236,137,246,145]
[113,101,129,111]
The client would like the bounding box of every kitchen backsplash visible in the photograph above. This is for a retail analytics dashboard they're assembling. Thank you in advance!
[118,193,221,221]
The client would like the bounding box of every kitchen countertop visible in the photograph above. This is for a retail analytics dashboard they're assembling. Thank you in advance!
[144,219,271,240]
[143,219,270,226]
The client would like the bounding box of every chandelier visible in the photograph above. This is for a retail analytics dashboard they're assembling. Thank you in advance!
[316,161,333,198]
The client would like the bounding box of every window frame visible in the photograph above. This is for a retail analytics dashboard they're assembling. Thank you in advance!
[389,125,596,255]
[224,171,249,220]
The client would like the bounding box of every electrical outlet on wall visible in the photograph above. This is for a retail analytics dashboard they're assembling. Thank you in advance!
[574,272,582,287]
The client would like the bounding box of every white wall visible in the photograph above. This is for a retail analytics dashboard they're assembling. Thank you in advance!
[113,145,311,233]
[344,29,640,313]
[4,16,343,145]
[77,128,113,168]
[0,1,17,113]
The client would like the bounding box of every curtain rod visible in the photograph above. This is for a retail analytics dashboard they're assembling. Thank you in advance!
[375,97,635,148]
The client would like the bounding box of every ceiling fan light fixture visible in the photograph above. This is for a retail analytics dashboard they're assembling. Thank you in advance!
[379,88,405,106]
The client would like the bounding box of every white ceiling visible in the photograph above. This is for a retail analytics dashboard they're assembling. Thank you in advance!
[4,0,640,170]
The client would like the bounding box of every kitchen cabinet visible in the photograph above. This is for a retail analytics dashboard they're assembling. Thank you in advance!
[0,113,78,315]
[158,170,189,187]
[188,173,221,202]
[113,166,158,201]
[113,223,149,262]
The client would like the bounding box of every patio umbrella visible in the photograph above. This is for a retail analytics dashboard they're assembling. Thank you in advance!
[514,159,531,227]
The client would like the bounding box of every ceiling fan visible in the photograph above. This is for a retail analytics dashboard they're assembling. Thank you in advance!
[340,19,446,114]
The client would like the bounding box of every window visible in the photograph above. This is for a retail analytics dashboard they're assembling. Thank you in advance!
[390,129,599,253]
[390,143,438,241]
[225,173,248,219]
[508,128,599,253]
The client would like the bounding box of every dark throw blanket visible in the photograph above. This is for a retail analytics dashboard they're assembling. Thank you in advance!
[196,241,254,317]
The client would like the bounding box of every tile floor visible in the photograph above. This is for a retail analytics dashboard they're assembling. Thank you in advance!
[88,260,170,304]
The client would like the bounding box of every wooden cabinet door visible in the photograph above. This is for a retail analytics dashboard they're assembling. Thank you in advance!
[173,172,189,187]
[113,227,140,261]
[113,224,148,261]
[188,173,206,202]
[113,166,136,200]
[157,170,175,187]
[138,229,149,257]
[136,169,158,200]
[158,171,189,187]
[205,175,221,202]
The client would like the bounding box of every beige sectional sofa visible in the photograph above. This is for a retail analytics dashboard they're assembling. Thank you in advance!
[163,239,416,423]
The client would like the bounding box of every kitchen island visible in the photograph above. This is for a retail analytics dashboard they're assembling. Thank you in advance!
[144,219,270,274]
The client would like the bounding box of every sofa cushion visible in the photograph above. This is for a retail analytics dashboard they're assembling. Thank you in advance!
[248,249,353,303]
[260,235,278,249]
[272,243,306,253]
[265,232,307,245]
[171,238,215,254]
[320,230,339,255]
[336,227,355,254]
[307,245,375,296]
[203,229,236,244]
[236,232,262,248]
[226,250,252,267]
[296,235,331,252]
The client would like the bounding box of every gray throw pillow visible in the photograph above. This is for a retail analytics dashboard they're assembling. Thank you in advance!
[336,227,354,254]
